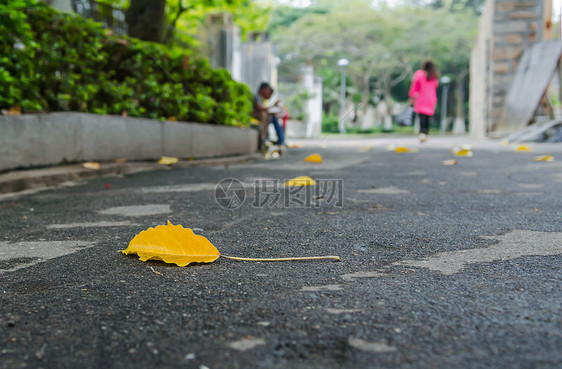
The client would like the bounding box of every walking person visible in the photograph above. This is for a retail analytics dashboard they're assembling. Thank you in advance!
[408,60,439,142]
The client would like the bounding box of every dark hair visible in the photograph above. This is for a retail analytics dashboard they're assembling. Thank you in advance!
[258,82,273,93]
[422,60,439,80]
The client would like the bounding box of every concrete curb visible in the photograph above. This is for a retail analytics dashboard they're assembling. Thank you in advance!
[0,113,258,172]
[0,154,262,197]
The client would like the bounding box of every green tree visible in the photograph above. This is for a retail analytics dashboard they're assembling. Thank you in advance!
[272,0,478,125]
[122,0,270,44]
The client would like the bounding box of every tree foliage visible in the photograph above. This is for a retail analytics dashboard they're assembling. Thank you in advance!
[271,0,478,117]
[115,0,270,45]
[0,0,253,124]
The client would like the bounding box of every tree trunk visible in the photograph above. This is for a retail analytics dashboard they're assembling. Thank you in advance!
[452,70,468,134]
[127,0,167,43]
[559,60,562,111]
[383,77,393,131]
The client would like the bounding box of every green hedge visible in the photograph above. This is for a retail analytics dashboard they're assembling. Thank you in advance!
[0,0,253,126]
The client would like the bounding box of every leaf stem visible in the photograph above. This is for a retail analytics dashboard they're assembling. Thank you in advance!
[221,255,340,262]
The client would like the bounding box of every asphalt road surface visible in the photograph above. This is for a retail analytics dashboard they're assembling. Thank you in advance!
[1,136,561,369]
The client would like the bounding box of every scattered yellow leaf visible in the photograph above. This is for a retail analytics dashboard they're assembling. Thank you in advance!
[82,161,100,170]
[115,158,127,163]
[454,149,473,157]
[167,116,177,122]
[158,156,179,165]
[288,144,303,149]
[121,221,220,266]
[284,176,316,186]
[515,145,532,152]
[122,221,340,267]
[442,159,458,166]
[304,154,323,163]
[533,155,554,162]
[394,147,411,153]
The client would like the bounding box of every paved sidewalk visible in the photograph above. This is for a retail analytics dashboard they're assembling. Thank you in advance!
[0,154,261,199]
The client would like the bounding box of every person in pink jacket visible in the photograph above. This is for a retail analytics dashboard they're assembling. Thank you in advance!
[409,60,439,142]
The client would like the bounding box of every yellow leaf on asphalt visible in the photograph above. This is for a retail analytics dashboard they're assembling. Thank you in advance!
[394,147,411,153]
[515,145,532,152]
[158,156,179,165]
[82,161,100,170]
[121,221,220,267]
[533,155,554,162]
[304,154,323,163]
[122,221,339,266]
[454,149,473,157]
[284,176,316,186]
[288,144,303,149]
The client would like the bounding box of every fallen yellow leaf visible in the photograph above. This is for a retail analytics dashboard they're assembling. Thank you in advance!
[121,221,220,266]
[288,144,303,149]
[121,221,340,267]
[533,155,554,162]
[158,156,179,165]
[304,154,323,163]
[515,145,532,152]
[394,147,411,153]
[454,149,473,157]
[82,161,100,170]
[284,176,316,186]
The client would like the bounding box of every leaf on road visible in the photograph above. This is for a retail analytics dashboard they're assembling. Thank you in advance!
[533,155,553,162]
[284,176,316,186]
[442,159,458,166]
[158,156,179,165]
[394,147,411,153]
[121,221,220,266]
[515,145,532,152]
[304,154,323,163]
[82,161,100,170]
[122,221,340,267]
[454,149,473,157]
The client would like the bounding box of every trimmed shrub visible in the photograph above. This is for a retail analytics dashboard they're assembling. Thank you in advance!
[0,0,253,126]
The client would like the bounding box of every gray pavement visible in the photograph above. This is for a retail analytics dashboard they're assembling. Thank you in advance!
[0,135,561,369]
